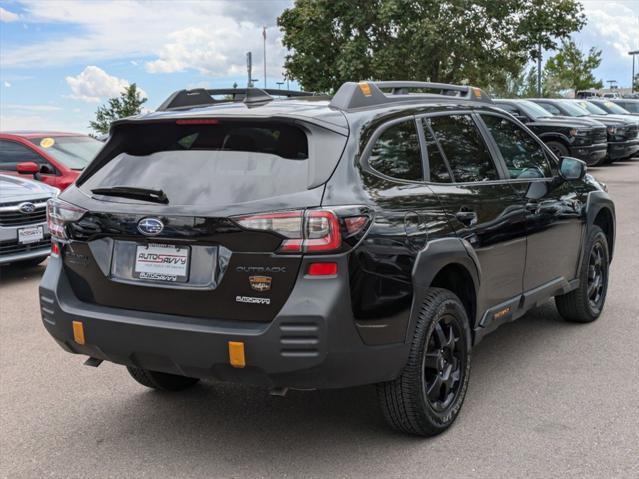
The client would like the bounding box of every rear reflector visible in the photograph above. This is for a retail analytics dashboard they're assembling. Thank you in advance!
[72,321,85,345]
[228,341,246,368]
[307,262,338,276]
[51,242,60,256]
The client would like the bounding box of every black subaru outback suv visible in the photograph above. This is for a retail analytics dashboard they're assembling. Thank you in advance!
[41,81,615,436]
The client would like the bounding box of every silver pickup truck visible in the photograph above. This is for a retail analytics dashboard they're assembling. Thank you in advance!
[0,174,58,266]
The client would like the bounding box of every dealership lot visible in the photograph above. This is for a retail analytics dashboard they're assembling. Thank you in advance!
[1,160,638,478]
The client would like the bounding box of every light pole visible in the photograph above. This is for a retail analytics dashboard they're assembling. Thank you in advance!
[276,81,284,90]
[606,80,617,90]
[630,50,639,93]
[262,26,267,88]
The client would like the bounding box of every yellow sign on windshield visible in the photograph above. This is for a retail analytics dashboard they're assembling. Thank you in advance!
[40,137,55,148]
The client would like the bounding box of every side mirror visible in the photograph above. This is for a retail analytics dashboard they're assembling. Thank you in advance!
[559,157,586,181]
[16,162,40,175]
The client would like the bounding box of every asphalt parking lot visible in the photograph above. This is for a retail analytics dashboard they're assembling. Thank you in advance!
[1,160,638,479]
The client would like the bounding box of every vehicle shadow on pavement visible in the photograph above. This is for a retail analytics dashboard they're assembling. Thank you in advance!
[94,300,579,459]
[0,262,47,287]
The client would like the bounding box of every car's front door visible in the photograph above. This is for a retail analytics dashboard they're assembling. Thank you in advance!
[478,113,585,291]
[0,139,59,188]
[419,113,528,319]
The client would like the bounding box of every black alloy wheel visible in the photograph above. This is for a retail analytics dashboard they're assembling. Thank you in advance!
[423,315,465,412]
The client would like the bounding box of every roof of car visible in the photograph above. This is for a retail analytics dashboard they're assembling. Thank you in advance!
[117,82,496,136]
[0,131,88,138]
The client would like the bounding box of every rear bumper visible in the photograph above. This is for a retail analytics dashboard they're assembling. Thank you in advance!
[608,139,639,160]
[39,255,409,389]
[569,143,607,165]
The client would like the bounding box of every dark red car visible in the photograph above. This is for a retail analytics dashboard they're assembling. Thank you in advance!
[0,131,103,191]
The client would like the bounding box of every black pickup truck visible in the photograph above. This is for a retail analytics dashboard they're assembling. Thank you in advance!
[494,99,608,166]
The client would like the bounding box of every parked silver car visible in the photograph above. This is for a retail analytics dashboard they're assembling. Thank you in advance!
[0,174,58,266]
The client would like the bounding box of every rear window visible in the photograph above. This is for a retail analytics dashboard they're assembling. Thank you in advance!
[30,136,103,170]
[80,121,312,206]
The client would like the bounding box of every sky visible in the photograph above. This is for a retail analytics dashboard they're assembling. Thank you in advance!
[1,0,638,134]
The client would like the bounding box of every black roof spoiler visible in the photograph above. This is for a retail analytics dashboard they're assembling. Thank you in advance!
[157,88,316,111]
[328,81,493,110]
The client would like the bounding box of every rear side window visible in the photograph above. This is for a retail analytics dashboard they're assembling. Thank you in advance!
[482,115,552,179]
[428,115,498,183]
[0,140,44,171]
[421,120,451,183]
[368,120,423,181]
[80,121,312,206]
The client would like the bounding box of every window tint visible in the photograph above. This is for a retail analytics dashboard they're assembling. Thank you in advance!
[0,140,44,171]
[427,115,498,183]
[369,120,423,181]
[421,119,451,182]
[482,115,552,179]
[537,102,561,115]
[80,122,314,206]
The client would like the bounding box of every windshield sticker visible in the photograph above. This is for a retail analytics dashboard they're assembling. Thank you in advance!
[40,137,55,148]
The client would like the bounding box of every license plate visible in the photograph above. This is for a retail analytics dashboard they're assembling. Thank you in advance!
[18,226,44,244]
[133,244,190,283]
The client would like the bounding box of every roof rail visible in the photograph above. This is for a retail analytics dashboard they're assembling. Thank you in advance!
[328,81,492,110]
[157,87,316,111]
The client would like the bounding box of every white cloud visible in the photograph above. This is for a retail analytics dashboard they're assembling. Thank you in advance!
[2,104,61,112]
[0,6,19,22]
[0,0,292,83]
[65,66,146,102]
[146,26,288,80]
[581,1,639,58]
[0,113,86,133]
[3,81,11,88]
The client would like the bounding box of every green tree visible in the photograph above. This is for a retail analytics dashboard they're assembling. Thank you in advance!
[634,73,639,92]
[89,84,147,135]
[277,0,586,93]
[515,0,586,95]
[544,39,603,95]
[488,65,560,98]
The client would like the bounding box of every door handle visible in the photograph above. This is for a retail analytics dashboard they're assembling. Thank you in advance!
[455,209,477,226]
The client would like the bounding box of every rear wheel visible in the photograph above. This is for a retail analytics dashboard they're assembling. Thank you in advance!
[126,366,200,391]
[555,225,609,322]
[377,288,471,436]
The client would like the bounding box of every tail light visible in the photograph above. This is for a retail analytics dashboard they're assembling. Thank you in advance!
[47,198,87,240]
[233,209,369,253]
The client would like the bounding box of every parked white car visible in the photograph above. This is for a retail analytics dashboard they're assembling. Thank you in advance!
[0,174,58,266]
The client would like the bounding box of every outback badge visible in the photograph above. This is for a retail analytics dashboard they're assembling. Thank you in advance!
[249,275,272,292]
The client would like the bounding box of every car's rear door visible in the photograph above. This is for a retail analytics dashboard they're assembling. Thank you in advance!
[418,112,528,319]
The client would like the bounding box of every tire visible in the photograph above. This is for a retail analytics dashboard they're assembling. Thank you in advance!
[555,225,609,323]
[546,141,569,160]
[377,288,471,436]
[126,366,200,391]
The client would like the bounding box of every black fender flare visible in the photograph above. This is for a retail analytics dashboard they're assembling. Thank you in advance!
[538,132,572,147]
[405,238,481,343]
[581,190,616,270]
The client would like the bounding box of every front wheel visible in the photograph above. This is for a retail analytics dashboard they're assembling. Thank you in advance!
[555,225,609,322]
[127,366,200,391]
[377,288,471,436]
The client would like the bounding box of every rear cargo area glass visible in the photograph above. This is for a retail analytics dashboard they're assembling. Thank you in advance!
[80,122,310,206]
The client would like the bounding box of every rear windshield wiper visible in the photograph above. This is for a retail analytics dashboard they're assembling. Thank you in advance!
[91,186,169,204]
